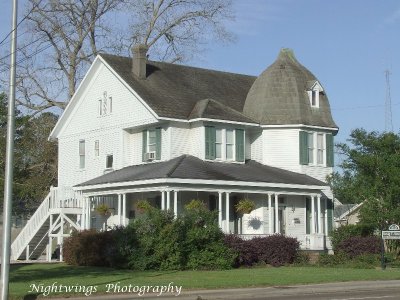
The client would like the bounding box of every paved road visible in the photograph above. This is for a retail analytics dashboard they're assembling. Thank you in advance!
[46,280,400,300]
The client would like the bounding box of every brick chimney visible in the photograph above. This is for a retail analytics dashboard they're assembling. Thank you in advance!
[131,44,148,79]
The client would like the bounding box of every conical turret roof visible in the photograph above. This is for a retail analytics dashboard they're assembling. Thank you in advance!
[243,49,337,128]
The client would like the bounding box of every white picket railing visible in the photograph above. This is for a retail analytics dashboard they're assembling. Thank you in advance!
[11,192,51,260]
[50,186,83,209]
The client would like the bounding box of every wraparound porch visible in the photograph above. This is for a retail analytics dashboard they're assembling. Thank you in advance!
[77,184,333,251]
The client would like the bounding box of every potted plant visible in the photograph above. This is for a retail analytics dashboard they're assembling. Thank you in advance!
[136,199,152,213]
[235,198,256,215]
[96,203,111,216]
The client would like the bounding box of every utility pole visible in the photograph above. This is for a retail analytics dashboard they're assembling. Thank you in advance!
[384,69,393,132]
[1,0,18,299]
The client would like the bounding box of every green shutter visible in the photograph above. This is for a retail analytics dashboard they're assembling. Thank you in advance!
[205,126,216,160]
[235,129,245,162]
[327,198,334,233]
[326,134,334,167]
[299,131,308,165]
[142,129,147,162]
[155,127,161,160]
[306,197,311,234]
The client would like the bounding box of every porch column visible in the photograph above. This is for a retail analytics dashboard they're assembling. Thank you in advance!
[117,194,122,226]
[317,194,322,234]
[218,192,223,228]
[81,197,86,230]
[173,190,178,217]
[166,190,171,210]
[225,192,230,233]
[324,197,328,234]
[268,193,273,234]
[60,213,64,262]
[86,197,91,229]
[48,214,53,261]
[311,195,315,234]
[122,193,127,226]
[161,190,165,210]
[274,194,279,234]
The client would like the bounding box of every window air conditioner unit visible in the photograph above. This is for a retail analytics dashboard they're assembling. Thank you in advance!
[146,152,156,160]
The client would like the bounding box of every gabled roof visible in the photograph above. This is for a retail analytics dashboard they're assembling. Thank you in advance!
[100,53,257,123]
[77,155,327,187]
[188,98,256,123]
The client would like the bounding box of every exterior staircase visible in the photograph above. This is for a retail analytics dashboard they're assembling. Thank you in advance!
[11,187,83,261]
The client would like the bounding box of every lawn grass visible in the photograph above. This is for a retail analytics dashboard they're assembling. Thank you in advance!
[9,263,400,299]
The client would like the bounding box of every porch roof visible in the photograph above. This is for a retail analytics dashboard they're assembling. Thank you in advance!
[77,155,326,188]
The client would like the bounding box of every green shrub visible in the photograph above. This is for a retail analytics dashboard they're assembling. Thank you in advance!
[128,205,235,271]
[293,251,311,266]
[330,224,375,251]
[317,252,349,267]
[350,254,380,269]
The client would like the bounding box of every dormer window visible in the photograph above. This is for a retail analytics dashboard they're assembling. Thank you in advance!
[307,81,323,108]
[98,91,112,116]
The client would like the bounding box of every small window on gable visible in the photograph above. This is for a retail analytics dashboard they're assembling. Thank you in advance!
[106,154,113,169]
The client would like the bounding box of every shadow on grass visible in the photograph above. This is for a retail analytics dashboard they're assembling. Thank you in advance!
[23,294,40,300]
[10,264,130,283]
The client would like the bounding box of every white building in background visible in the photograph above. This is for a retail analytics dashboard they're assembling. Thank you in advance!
[12,46,338,261]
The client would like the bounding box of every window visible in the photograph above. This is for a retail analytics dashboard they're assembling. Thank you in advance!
[79,140,85,169]
[311,91,318,107]
[226,129,234,160]
[106,154,113,169]
[148,129,156,153]
[215,129,222,159]
[94,140,99,157]
[204,126,244,162]
[317,134,324,164]
[300,131,334,167]
[98,91,112,116]
[142,128,161,161]
[308,81,323,108]
[307,133,314,164]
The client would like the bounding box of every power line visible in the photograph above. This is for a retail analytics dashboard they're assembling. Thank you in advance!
[0,0,44,46]
[0,36,63,73]
[0,36,46,62]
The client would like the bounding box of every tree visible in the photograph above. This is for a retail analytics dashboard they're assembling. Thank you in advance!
[0,93,57,216]
[1,0,234,113]
[329,129,400,230]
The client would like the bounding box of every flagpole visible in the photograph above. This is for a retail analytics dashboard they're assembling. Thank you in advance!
[1,0,18,299]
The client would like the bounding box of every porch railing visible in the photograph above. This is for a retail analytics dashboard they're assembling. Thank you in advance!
[50,186,83,209]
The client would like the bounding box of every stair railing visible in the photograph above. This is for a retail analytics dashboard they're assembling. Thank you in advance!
[11,192,51,260]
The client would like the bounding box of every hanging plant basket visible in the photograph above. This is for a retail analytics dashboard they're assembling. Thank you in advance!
[96,204,111,216]
[235,198,256,215]
[136,199,152,213]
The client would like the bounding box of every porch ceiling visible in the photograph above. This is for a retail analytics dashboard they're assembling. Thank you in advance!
[76,155,326,188]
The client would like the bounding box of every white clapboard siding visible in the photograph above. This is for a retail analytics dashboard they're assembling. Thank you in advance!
[57,62,157,187]
[263,128,301,172]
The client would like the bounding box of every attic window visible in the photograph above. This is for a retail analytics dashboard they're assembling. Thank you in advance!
[308,81,323,108]
[98,91,112,116]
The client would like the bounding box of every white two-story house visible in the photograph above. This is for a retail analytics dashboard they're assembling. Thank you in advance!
[12,46,338,261]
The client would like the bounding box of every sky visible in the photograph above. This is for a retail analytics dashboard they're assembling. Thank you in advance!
[0,0,399,147]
